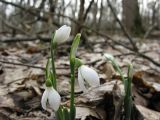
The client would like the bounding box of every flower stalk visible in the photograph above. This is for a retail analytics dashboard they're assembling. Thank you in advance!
[51,33,57,89]
[69,33,81,120]
[104,53,127,92]
[41,25,71,120]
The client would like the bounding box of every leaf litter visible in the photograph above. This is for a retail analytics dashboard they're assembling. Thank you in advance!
[0,36,160,120]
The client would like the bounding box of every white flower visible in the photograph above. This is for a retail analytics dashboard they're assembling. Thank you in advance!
[78,65,100,92]
[41,87,61,111]
[54,25,71,44]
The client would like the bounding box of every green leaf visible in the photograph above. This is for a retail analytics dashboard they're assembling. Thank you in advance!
[56,106,64,120]
[63,107,70,120]
[124,64,133,120]
[51,32,56,45]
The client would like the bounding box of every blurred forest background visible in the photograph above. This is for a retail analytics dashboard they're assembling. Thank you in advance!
[0,0,160,39]
[0,0,160,120]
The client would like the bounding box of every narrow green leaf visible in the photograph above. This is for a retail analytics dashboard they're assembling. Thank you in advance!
[63,107,70,120]
[56,106,64,120]
[124,64,133,120]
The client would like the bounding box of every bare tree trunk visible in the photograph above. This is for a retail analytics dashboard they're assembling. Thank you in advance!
[91,0,98,29]
[151,2,157,26]
[97,0,104,31]
[74,0,85,34]
[48,0,58,35]
[71,0,77,34]
[74,0,94,34]
[122,0,144,35]
[0,4,6,32]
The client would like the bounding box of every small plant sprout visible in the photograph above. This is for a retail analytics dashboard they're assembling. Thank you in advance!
[103,53,134,120]
[41,79,61,111]
[78,65,100,92]
[103,53,114,61]
[103,53,126,91]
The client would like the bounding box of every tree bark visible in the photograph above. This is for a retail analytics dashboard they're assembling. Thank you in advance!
[122,0,144,35]
[74,0,85,34]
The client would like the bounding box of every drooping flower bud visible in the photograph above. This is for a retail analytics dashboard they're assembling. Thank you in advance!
[103,53,114,61]
[54,25,71,44]
[41,87,61,111]
[78,65,100,92]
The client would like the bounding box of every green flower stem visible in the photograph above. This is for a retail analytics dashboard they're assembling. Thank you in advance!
[112,60,127,93]
[69,34,81,120]
[45,58,51,79]
[70,58,76,120]
[50,34,60,119]
[51,35,57,89]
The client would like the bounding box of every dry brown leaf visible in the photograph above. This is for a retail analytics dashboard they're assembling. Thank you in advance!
[76,106,105,120]
[133,70,160,92]
[136,105,160,120]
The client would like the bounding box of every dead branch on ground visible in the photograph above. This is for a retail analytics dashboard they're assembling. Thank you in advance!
[107,0,138,51]
[0,60,45,70]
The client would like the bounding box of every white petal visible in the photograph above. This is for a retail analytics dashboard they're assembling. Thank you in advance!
[80,65,100,87]
[48,87,61,111]
[78,68,87,92]
[41,88,49,110]
[54,25,71,44]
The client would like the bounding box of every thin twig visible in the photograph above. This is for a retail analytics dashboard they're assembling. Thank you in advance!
[0,15,29,35]
[0,36,50,43]
[0,0,60,27]
[106,0,160,67]
[107,0,138,51]
[0,60,45,70]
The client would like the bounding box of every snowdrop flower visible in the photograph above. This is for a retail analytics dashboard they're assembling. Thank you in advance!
[41,87,61,111]
[54,25,71,44]
[78,65,100,92]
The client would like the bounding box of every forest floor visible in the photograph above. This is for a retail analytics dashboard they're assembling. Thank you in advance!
[0,35,160,120]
